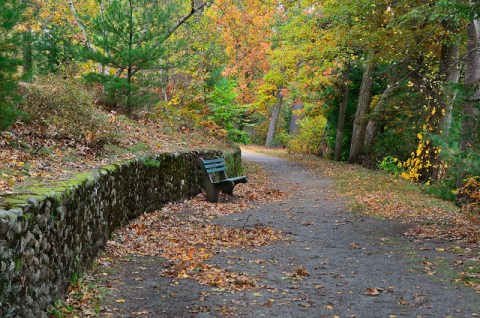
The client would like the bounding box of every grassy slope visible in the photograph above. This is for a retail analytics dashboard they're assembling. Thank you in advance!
[0,104,235,208]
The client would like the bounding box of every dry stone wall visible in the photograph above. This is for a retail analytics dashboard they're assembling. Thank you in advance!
[0,149,242,317]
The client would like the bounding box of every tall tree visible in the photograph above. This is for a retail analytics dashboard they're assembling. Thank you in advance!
[289,100,304,135]
[212,0,274,104]
[0,0,23,130]
[458,14,480,184]
[265,86,284,147]
[334,64,350,161]
[80,0,212,111]
[349,58,375,164]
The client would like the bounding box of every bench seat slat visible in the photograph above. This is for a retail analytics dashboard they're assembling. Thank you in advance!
[203,158,224,164]
[206,167,227,174]
[205,162,226,169]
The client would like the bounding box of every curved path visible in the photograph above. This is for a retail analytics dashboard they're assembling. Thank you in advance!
[100,150,479,317]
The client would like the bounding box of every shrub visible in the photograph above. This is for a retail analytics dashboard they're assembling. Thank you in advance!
[423,177,457,201]
[208,79,250,143]
[287,115,327,154]
[19,76,119,146]
[456,176,480,219]
[378,156,403,175]
[0,105,24,131]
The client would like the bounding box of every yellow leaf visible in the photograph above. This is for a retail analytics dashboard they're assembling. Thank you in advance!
[17,162,24,167]
[116,299,126,303]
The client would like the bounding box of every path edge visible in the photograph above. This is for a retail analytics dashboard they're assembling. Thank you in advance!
[0,148,242,317]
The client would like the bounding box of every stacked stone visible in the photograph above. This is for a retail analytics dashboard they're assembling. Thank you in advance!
[0,149,241,317]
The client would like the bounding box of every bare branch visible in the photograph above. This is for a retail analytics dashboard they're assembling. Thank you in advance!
[68,0,95,52]
[164,0,214,42]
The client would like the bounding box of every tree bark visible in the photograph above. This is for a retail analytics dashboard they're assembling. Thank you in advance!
[427,41,461,180]
[68,0,95,52]
[460,19,480,154]
[349,60,376,164]
[334,64,350,161]
[126,0,134,112]
[456,18,480,187]
[317,128,330,157]
[439,42,460,137]
[289,100,304,135]
[363,83,395,150]
[266,88,284,148]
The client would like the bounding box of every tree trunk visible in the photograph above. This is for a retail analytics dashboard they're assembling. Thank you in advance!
[427,42,461,180]
[289,100,304,135]
[22,30,33,82]
[349,60,376,164]
[68,0,103,72]
[266,88,284,147]
[334,64,350,161]
[364,83,395,150]
[439,42,460,137]
[126,0,134,112]
[460,19,480,158]
[317,128,330,158]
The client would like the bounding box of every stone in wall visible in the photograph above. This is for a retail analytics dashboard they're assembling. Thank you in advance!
[0,149,242,317]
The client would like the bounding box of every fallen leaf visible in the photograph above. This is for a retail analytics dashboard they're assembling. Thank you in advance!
[350,242,361,249]
[131,311,148,315]
[365,288,380,296]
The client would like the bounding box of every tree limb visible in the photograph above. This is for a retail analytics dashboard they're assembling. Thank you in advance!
[68,0,95,52]
[164,0,213,42]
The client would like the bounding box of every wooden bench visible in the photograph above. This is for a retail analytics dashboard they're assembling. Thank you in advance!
[197,157,247,202]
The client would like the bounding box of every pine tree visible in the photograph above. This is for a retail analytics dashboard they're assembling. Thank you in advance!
[0,0,23,130]
[79,0,211,112]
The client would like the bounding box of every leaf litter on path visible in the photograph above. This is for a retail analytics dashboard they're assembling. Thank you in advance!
[54,162,287,316]
[243,146,480,294]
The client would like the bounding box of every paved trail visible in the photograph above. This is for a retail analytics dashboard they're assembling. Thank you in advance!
[100,150,480,317]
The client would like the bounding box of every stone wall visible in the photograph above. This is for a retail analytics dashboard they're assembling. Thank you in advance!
[0,149,242,317]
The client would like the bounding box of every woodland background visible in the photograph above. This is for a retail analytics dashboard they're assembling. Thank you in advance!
[0,0,479,213]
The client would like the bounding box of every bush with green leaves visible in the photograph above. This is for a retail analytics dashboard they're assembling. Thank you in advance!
[378,156,404,175]
[287,115,327,154]
[0,105,24,131]
[20,76,119,146]
[208,79,250,143]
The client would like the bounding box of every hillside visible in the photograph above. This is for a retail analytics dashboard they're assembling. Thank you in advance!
[0,78,234,208]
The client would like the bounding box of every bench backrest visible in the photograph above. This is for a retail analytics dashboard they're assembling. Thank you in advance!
[199,157,228,181]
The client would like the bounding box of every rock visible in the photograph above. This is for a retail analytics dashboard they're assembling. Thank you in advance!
[27,197,39,208]
[0,150,240,317]
[35,214,48,229]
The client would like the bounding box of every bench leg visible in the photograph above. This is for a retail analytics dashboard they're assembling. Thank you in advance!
[205,188,220,202]
[222,186,234,195]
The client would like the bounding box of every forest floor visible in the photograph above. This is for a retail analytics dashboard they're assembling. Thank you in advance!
[55,147,480,317]
[0,116,232,208]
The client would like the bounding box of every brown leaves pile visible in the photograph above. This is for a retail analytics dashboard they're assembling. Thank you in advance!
[56,162,285,315]
[106,175,286,291]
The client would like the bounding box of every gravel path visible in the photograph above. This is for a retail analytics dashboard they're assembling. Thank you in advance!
[98,150,480,318]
